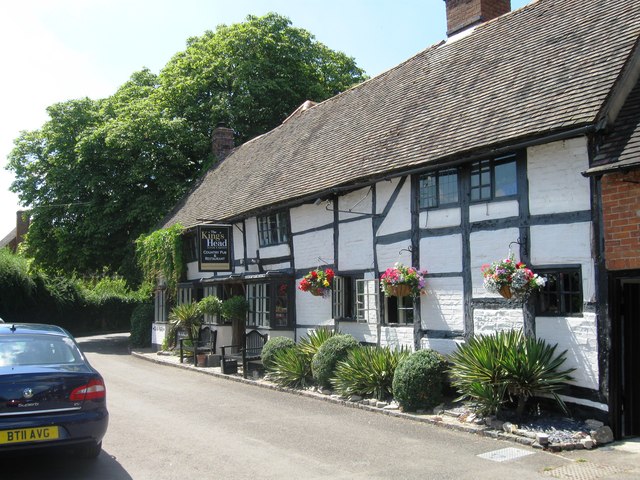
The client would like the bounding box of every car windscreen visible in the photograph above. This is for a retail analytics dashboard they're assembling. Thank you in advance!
[0,335,84,367]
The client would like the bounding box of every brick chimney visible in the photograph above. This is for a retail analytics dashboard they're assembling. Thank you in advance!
[444,0,511,37]
[212,123,235,160]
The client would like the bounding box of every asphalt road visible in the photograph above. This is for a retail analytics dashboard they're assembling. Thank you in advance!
[3,333,638,479]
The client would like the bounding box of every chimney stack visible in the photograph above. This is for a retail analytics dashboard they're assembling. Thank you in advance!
[444,0,511,37]
[212,123,235,160]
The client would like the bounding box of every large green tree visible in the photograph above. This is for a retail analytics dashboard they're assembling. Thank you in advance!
[7,13,366,281]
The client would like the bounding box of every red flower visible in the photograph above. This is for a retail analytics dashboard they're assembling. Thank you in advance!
[311,271,318,279]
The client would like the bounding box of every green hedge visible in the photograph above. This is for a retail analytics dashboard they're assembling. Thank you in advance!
[0,248,144,336]
[311,334,359,388]
[392,349,449,412]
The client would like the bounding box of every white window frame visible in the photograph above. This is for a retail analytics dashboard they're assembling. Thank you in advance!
[177,285,193,306]
[355,279,379,324]
[385,295,414,325]
[247,283,270,327]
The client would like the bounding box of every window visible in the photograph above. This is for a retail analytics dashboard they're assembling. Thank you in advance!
[274,281,289,328]
[419,168,459,208]
[536,268,583,316]
[332,276,354,320]
[177,284,193,305]
[258,212,289,247]
[470,154,517,202]
[355,279,379,323]
[247,283,270,327]
[385,296,414,325]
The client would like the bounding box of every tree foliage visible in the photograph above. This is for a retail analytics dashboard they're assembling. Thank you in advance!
[6,13,367,282]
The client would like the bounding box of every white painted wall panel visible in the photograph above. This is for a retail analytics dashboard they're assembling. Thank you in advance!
[295,289,332,326]
[420,338,464,357]
[536,313,599,390]
[339,219,375,270]
[530,222,595,302]
[338,322,377,344]
[293,229,334,270]
[421,207,461,229]
[469,200,518,223]
[473,308,524,335]
[259,243,290,259]
[375,178,411,236]
[380,327,415,351]
[527,137,591,215]
[338,187,373,220]
[244,217,259,257]
[377,242,412,273]
[421,234,462,273]
[470,228,521,297]
[421,277,465,331]
[290,202,333,233]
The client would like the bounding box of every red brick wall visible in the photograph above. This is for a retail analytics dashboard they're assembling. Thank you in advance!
[445,0,511,35]
[602,170,640,270]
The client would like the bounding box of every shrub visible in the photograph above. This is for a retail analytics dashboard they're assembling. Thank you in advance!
[130,303,154,348]
[262,336,296,371]
[311,334,359,388]
[198,296,222,318]
[448,330,574,417]
[268,346,313,388]
[333,346,410,401]
[392,349,449,411]
[298,327,336,361]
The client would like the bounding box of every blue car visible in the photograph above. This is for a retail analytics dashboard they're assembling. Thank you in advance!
[0,323,108,458]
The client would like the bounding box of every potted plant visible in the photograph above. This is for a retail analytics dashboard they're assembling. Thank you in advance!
[298,268,334,297]
[380,263,427,297]
[481,255,546,299]
[168,302,203,363]
[222,295,249,347]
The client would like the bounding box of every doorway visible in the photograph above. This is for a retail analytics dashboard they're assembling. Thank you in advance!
[611,275,640,438]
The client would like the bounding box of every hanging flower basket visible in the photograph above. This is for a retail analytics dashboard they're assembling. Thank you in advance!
[387,284,412,297]
[481,254,546,300]
[299,268,334,298]
[380,263,427,298]
[499,285,513,299]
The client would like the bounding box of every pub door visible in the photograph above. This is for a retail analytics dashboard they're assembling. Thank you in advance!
[611,278,640,438]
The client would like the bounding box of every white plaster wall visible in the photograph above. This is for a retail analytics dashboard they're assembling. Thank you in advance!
[338,322,377,344]
[377,242,412,273]
[375,178,411,236]
[293,229,334,270]
[420,337,464,357]
[530,222,595,302]
[527,137,591,215]
[290,202,333,233]
[421,234,462,273]
[339,219,375,271]
[421,277,465,331]
[259,243,290,259]
[380,326,415,351]
[470,228,521,297]
[536,313,599,390]
[244,217,259,257]
[473,308,524,335]
[421,207,461,229]
[295,289,332,326]
[338,187,373,219]
[469,200,519,223]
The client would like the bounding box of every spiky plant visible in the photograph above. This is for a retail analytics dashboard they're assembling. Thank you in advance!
[298,327,337,361]
[268,346,313,388]
[168,302,202,348]
[332,346,410,401]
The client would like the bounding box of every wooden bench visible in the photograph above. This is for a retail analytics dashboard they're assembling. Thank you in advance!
[220,330,269,378]
[179,327,217,365]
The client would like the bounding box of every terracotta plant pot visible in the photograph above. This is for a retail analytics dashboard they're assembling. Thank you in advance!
[388,284,412,297]
[499,285,513,299]
[196,354,207,367]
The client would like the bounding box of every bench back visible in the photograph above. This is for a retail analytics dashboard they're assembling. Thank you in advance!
[199,327,217,350]
[244,330,268,356]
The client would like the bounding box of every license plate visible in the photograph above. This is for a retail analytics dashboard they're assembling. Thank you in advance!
[0,426,59,444]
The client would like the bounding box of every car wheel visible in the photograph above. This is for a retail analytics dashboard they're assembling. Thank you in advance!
[77,441,102,459]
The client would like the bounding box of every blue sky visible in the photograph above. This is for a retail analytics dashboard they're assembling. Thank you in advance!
[0,0,529,237]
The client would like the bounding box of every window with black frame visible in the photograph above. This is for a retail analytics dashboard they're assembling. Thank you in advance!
[257,211,289,247]
[385,295,414,325]
[419,168,459,209]
[470,154,517,202]
[536,268,583,316]
[332,275,354,320]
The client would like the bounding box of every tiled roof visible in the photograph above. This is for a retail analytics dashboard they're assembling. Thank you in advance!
[589,80,640,174]
[163,0,640,228]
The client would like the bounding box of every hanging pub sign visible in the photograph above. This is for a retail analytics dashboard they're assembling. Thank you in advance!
[198,224,232,272]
